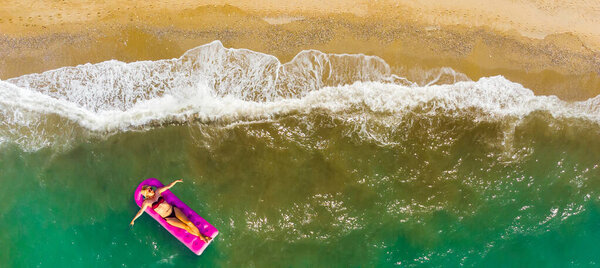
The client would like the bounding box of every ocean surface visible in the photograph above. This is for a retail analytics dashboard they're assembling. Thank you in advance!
[1,41,600,267]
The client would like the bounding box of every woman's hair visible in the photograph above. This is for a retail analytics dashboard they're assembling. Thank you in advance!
[141,185,152,198]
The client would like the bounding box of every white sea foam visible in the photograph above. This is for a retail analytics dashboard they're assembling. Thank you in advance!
[1,41,599,151]
[6,40,407,112]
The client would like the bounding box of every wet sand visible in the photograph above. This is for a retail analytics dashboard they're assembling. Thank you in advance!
[1,0,599,100]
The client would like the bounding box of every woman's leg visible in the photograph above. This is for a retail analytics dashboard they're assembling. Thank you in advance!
[173,207,211,242]
[164,217,199,236]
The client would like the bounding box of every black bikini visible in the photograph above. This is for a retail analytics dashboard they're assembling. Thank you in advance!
[151,196,176,219]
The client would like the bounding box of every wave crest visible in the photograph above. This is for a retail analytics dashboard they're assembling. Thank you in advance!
[1,41,598,151]
[7,40,407,112]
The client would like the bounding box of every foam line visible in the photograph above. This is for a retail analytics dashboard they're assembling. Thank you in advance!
[1,41,599,151]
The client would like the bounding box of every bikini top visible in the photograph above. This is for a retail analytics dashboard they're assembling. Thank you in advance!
[151,196,165,209]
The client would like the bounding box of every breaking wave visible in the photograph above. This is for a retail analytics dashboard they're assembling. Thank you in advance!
[0,40,598,151]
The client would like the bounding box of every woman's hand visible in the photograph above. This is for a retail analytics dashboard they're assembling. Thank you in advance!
[130,202,149,227]
[157,179,184,194]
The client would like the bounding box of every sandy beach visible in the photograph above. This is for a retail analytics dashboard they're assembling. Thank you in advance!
[1,0,599,100]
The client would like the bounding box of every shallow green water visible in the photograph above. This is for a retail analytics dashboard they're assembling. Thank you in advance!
[2,110,600,267]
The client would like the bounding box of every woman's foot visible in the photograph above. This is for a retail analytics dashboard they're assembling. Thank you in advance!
[199,235,210,243]
[187,226,211,242]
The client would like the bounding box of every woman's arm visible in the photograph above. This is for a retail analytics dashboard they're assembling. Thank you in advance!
[157,179,183,195]
[130,201,150,226]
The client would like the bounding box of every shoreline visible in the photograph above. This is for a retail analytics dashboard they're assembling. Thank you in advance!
[1,2,599,100]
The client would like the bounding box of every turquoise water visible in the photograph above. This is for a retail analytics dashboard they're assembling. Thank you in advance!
[1,42,600,266]
[2,112,600,266]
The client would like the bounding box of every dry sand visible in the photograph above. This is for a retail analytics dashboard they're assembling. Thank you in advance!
[0,0,599,100]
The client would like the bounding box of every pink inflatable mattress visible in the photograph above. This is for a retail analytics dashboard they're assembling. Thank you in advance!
[134,178,218,255]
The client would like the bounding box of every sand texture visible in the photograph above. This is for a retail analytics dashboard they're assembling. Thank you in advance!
[1,0,599,100]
